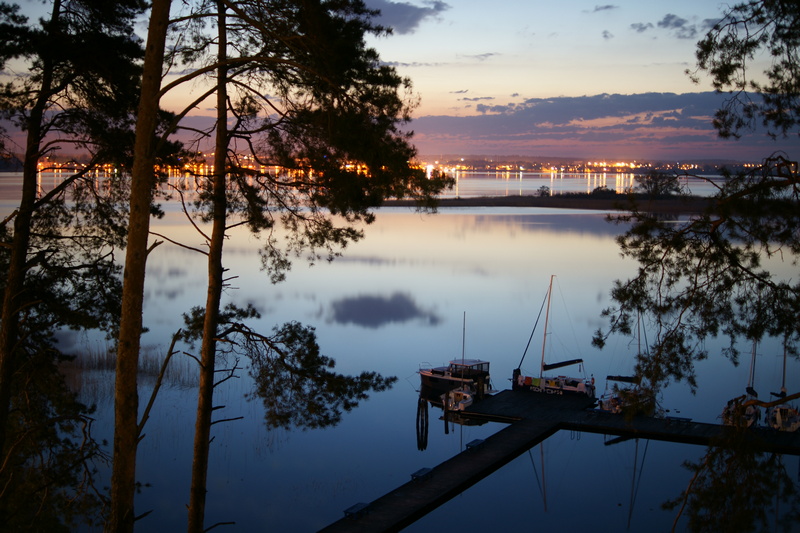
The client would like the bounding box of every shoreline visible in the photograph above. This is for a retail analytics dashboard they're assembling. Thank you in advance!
[386,193,714,213]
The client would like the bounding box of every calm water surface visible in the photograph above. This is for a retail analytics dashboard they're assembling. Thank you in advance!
[2,172,798,531]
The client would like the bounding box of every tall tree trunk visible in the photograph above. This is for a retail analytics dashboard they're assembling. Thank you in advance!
[0,0,60,465]
[187,3,227,531]
[107,1,172,531]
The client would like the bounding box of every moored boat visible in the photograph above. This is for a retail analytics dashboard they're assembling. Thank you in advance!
[766,402,800,432]
[419,358,492,405]
[598,375,658,415]
[512,275,595,398]
[722,340,761,428]
[765,344,800,432]
[442,387,474,412]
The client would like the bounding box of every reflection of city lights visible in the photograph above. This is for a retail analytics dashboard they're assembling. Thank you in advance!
[31,153,758,191]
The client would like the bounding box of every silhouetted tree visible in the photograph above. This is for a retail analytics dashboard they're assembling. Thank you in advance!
[0,1,147,529]
[634,170,688,198]
[689,0,800,138]
[594,157,800,393]
[594,0,800,396]
[166,1,450,530]
[108,0,172,530]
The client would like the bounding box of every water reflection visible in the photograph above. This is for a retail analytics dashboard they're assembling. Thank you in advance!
[4,172,798,529]
[134,208,800,531]
[246,322,397,430]
[664,428,800,532]
[327,292,441,328]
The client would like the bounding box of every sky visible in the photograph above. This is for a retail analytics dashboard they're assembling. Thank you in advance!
[3,1,796,162]
[356,0,799,161]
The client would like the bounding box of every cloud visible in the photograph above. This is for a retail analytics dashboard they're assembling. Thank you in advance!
[450,89,469,94]
[700,18,722,33]
[408,92,800,160]
[383,60,443,68]
[657,13,688,30]
[328,293,441,328]
[630,14,700,39]
[657,13,698,39]
[463,96,494,102]
[602,30,614,40]
[476,103,513,114]
[630,22,653,33]
[463,53,498,62]
[364,0,450,35]
[593,5,618,12]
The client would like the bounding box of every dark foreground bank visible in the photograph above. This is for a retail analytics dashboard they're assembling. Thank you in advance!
[386,193,714,213]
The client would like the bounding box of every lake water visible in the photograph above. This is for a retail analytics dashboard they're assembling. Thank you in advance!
[437,170,725,198]
[2,172,799,531]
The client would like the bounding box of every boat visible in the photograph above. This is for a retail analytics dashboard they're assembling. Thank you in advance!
[419,358,492,404]
[598,357,662,414]
[766,403,800,432]
[722,340,761,427]
[598,375,656,415]
[512,275,595,398]
[419,313,493,406]
[442,387,474,412]
[765,343,800,432]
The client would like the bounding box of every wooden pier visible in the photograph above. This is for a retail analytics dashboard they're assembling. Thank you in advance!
[318,390,800,532]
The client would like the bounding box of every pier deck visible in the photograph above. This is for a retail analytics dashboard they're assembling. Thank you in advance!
[319,390,800,532]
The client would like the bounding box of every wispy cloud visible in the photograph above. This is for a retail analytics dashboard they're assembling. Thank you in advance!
[593,5,618,12]
[364,0,450,35]
[462,53,498,62]
[383,60,444,68]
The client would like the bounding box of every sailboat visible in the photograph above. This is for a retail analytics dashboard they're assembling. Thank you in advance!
[598,315,659,416]
[512,275,596,397]
[765,342,800,432]
[598,375,658,415]
[722,340,761,427]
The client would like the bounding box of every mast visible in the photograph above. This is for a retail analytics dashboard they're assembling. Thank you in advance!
[782,341,787,392]
[540,275,554,379]
[746,339,758,397]
[461,311,466,364]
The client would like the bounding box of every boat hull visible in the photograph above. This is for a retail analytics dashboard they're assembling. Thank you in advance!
[419,359,491,405]
[513,371,595,398]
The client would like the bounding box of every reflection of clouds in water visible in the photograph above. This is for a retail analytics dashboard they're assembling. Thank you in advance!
[472,213,623,237]
[335,255,401,266]
[329,292,441,328]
